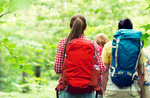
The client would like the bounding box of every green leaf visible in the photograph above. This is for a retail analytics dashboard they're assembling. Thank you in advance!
[37,59,43,63]
[8,57,16,63]
[146,4,150,10]
[36,48,42,53]
[23,64,32,69]
[18,56,26,64]
[141,24,150,31]
[141,33,150,47]
[8,43,16,48]
[12,63,19,69]
[24,69,34,76]
[0,7,4,13]
[0,0,5,13]
[37,16,47,21]
[141,33,150,40]
[2,38,8,43]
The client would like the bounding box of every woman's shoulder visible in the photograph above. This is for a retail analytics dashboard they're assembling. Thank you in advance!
[58,37,67,43]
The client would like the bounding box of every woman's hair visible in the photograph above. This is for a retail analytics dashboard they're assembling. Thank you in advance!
[66,14,87,43]
[118,18,133,29]
[94,33,109,47]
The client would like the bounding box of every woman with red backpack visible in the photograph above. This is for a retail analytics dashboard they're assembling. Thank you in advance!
[53,14,106,98]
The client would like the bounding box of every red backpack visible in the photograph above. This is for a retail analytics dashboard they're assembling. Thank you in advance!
[62,39,100,94]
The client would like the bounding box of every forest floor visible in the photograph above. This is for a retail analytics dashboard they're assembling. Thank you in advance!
[0,80,57,98]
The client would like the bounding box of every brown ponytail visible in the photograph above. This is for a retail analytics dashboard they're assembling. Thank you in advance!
[66,14,87,44]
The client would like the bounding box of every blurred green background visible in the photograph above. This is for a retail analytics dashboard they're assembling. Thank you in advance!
[0,0,150,98]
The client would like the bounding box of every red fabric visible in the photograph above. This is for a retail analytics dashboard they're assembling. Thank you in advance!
[53,35,106,92]
[66,39,94,87]
[98,47,103,95]
[62,39,101,94]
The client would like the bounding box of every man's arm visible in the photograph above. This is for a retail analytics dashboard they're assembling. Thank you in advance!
[138,64,145,89]
[101,63,110,93]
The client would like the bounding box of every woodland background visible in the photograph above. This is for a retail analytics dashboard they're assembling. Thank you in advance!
[0,0,150,98]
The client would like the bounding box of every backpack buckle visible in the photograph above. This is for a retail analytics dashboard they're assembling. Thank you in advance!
[93,54,97,59]
[65,53,67,58]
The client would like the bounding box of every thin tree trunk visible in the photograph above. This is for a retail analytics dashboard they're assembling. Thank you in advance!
[22,10,29,93]
[35,3,41,80]
[35,66,41,77]
[22,72,28,93]
[23,72,28,82]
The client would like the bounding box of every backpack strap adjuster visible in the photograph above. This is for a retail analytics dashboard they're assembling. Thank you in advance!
[111,66,116,77]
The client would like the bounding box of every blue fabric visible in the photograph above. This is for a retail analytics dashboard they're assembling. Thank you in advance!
[59,90,95,98]
[111,29,143,87]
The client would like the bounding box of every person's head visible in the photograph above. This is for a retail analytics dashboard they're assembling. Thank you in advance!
[118,18,133,29]
[94,33,109,47]
[67,14,87,43]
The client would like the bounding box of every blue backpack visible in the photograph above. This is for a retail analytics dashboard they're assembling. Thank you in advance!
[111,29,143,87]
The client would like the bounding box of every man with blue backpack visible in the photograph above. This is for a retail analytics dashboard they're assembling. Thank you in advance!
[101,18,146,98]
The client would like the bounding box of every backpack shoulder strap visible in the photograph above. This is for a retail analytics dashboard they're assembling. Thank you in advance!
[135,41,144,71]
[91,41,97,59]
[115,38,120,68]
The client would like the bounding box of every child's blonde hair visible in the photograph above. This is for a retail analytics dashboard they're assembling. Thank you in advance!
[94,33,109,47]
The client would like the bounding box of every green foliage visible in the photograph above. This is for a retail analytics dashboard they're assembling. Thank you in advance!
[141,24,150,31]
[140,3,150,46]
[0,0,37,18]
[0,0,150,96]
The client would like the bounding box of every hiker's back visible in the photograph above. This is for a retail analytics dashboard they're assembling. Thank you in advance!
[62,39,100,94]
[101,18,145,98]
[54,14,106,98]
[111,29,143,87]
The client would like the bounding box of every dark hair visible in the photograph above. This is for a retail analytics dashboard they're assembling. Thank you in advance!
[66,14,87,43]
[118,18,133,29]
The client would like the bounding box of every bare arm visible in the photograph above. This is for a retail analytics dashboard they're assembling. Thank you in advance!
[138,64,145,89]
[101,63,110,93]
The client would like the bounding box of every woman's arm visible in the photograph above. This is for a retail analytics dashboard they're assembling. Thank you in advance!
[53,38,66,74]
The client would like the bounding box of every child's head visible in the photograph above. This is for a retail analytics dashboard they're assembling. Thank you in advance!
[94,33,109,47]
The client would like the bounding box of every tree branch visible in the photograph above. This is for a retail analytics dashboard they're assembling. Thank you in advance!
[0,11,11,17]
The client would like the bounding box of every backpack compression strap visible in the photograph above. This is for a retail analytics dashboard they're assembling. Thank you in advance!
[111,38,120,77]
[115,39,120,67]
[135,41,143,70]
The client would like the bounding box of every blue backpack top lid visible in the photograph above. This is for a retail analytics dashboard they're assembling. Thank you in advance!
[114,29,143,39]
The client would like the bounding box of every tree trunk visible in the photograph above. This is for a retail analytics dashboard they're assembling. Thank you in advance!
[22,72,28,93]
[35,3,41,81]
[23,72,28,82]
[22,10,29,93]
[35,66,41,77]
